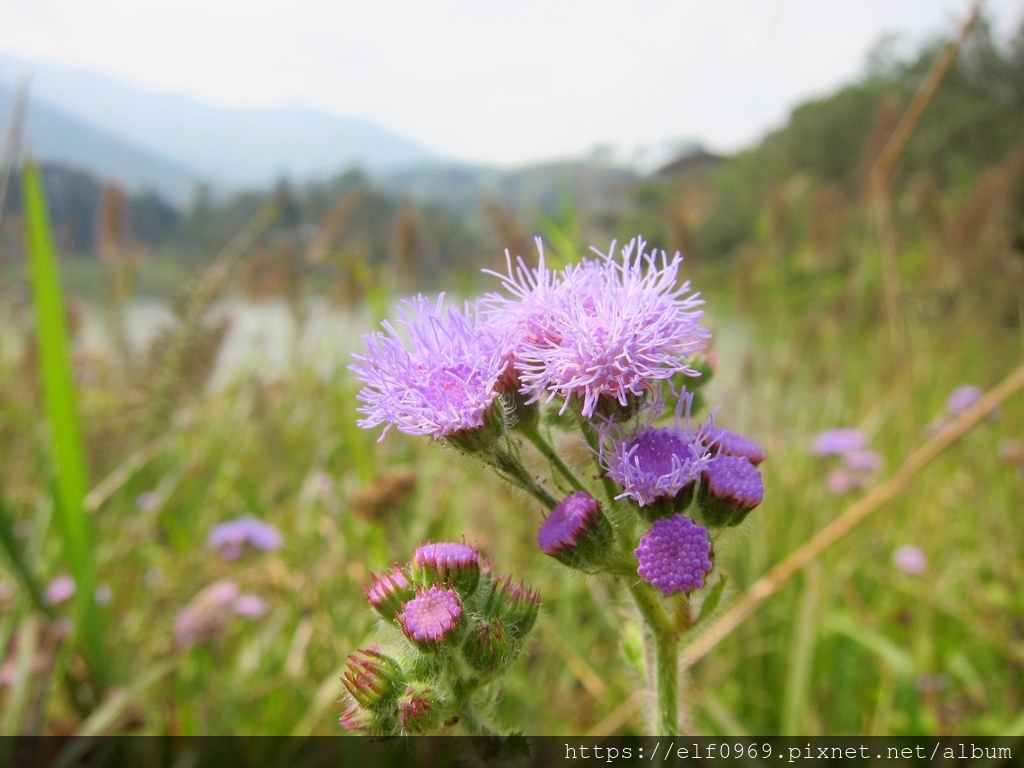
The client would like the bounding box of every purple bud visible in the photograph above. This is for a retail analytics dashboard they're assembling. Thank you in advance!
[635,514,713,597]
[412,542,481,597]
[697,455,764,527]
[536,491,614,573]
[364,567,415,622]
[398,586,465,650]
[700,424,765,466]
[342,646,404,710]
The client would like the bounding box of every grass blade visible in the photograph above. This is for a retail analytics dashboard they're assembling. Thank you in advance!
[23,159,109,688]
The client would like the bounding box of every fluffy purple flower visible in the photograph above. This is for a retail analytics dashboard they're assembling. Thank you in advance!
[811,428,868,456]
[350,294,507,441]
[604,426,709,507]
[398,586,465,648]
[494,238,708,418]
[699,424,765,465]
[945,385,983,416]
[893,545,927,576]
[45,575,76,606]
[207,516,282,560]
[635,514,713,596]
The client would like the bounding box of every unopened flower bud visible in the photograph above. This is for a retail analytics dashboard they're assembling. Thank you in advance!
[364,568,415,622]
[536,491,614,573]
[699,424,765,465]
[635,514,713,597]
[486,575,540,644]
[342,647,404,711]
[398,586,465,651]
[697,455,764,527]
[340,701,395,734]
[462,617,513,672]
[411,542,481,597]
[398,683,442,734]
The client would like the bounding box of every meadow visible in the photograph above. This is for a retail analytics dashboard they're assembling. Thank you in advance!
[1,16,1023,737]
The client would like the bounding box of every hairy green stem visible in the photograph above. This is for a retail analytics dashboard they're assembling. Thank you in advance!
[489,442,559,511]
[579,421,620,509]
[518,422,587,493]
[628,581,680,734]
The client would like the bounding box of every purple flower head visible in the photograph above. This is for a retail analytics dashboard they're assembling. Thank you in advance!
[412,542,481,596]
[174,579,240,648]
[893,545,927,576]
[536,491,614,572]
[635,514,713,596]
[364,567,415,621]
[698,455,764,527]
[233,593,267,619]
[604,425,709,508]
[350,294,507,441]
[827,468,863,495]
[506,237,709,418]
[398,586,465,649]
[811,428,868,456]
[45,575,76,606]
[842,449,884,473]
[207,516,282,561]
[699,423,765,466]
[945,385,983,416]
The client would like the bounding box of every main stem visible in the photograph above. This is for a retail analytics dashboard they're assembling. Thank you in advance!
[628,581,680,734]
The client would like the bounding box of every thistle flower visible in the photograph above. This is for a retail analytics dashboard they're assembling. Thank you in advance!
[508,237,709,418]
[604,426,709,510]
[811,428,868,456]
[635,514,713,597]
[398,586,465,650]
[364,567,415,621]
[697,454,764,527]
[207,516,282,561]
[411,542,481,597]
[536,491,614,572]
[350,294,507,441]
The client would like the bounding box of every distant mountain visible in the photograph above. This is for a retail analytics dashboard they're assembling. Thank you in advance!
[0,54,437,192]
[0,81,205,204]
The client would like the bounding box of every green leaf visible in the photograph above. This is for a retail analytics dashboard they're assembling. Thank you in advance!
[23,159,109,688]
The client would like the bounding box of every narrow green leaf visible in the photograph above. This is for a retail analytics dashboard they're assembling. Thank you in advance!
[0,489,55,619]
[23,159,108,688]
[693,574,728,629]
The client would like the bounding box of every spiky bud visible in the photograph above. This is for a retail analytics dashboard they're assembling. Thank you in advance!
[411,542,481,597]
[398,684,442,734]
[341,647,404,711]
[364,567,415,622]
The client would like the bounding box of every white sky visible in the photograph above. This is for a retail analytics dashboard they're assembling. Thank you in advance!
[1,0,1021,168]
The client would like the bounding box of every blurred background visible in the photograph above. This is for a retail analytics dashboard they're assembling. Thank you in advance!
[0,0,1022,737]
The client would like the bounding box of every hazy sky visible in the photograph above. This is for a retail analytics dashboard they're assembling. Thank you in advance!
[1,0,1021,167]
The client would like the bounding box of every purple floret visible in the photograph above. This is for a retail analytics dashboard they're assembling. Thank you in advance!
[207,517,282,560]
[398,586,464,645]
[699,424,765,465]
[537,491,600,554]
[811,428,868,456]
[702,455,764,511]
[413,542,479,572]
[604,426,709,506]
[635,514,713,596]
[350,294,507,441]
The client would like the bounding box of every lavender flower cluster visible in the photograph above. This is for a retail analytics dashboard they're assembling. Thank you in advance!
[342,542,539,735]
[349,236,767,732]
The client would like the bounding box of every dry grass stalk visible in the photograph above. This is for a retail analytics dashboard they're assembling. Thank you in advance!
[391,206,423,291]
[95,182,129,265]
[679,360,1024,670]
[869,0,982,345]
[307,190,363,265]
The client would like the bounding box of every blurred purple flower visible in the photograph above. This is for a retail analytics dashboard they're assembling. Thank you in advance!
[135,492,160,512]
[174,579,240,648]
[842,450,884,473]
[233,593,267,618]
[45,575,76,606]
[893,545,927,576]
[827,468,866,495]
[812,428,868,456]
[505,237,709,417]
[945,385,983,416]
[207,516,282,561]
[350,294,507,440]
[635,514,713,596]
